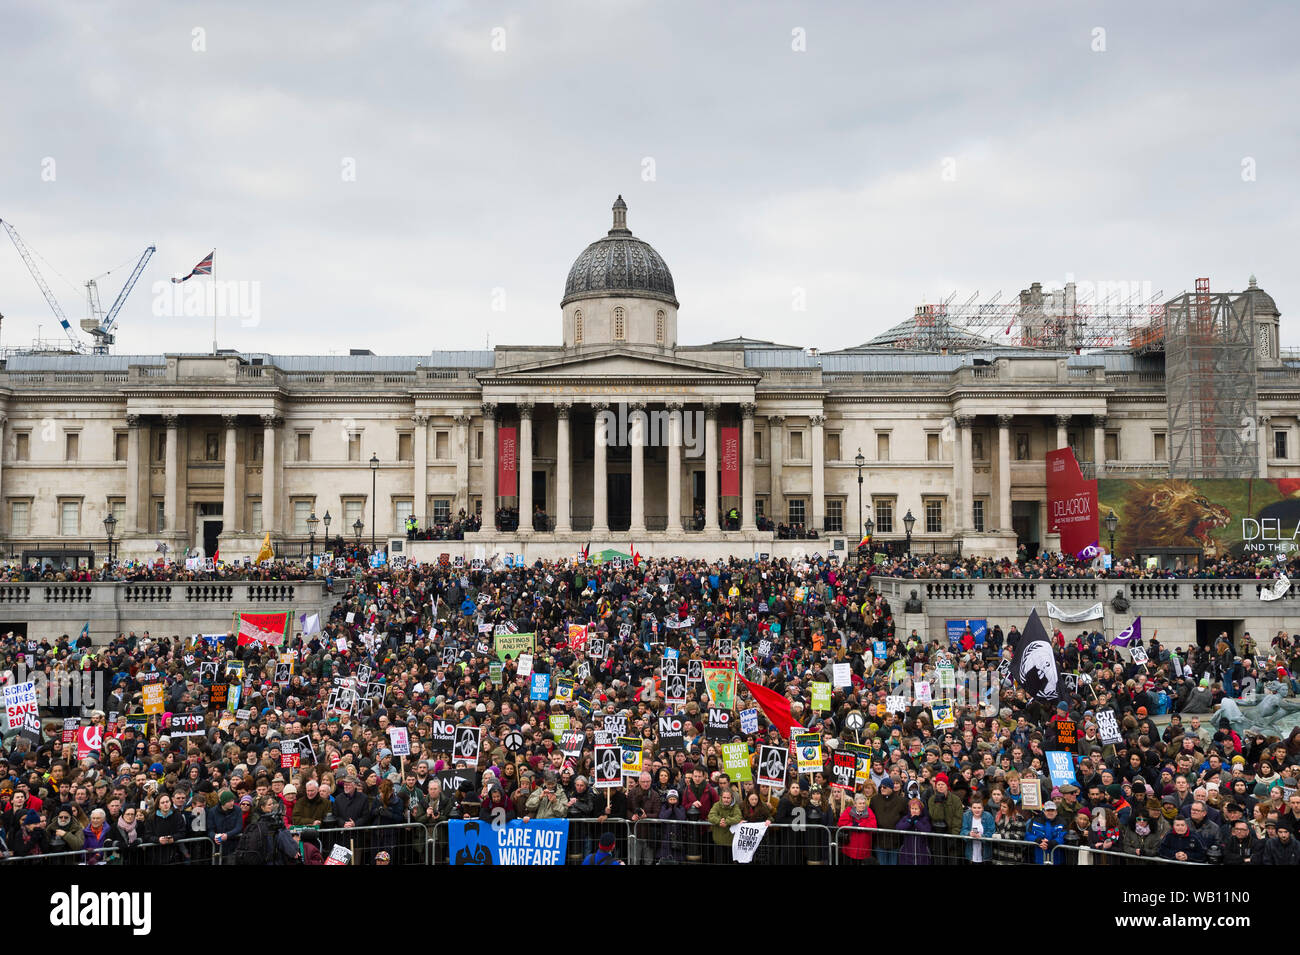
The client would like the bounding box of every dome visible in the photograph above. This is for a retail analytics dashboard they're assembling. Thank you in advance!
[562,196,678,308]
[1245,274,1279,317]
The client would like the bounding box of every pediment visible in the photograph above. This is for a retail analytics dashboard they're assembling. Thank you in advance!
[481,346,758,383]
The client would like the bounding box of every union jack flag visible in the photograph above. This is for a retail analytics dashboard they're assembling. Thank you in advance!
[172,250,214,283]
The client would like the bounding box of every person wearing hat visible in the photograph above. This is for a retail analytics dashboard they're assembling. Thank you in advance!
[1025,801,1065,864]
[926,772,963,864]
[581,830,623,865]
[207,789,244,846]
[869,776,906,866]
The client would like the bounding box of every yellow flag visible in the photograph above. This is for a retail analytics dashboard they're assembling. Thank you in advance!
[255,532,273,563]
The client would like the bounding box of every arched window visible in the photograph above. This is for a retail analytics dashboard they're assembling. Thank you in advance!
[574,309,584,345]
[614,307,626,341]
[656,309,665,343]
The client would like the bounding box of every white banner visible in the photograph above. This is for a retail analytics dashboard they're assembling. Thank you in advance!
[730,821,769,863]
[1261,573,1291,602]
[1045,601,1104,623]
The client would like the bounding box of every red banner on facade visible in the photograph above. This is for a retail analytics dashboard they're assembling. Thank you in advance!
[498,426,518,498]
[721,426,740,496]
[1047,447,1099,559]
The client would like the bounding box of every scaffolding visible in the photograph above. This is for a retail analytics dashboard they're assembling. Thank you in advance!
[1164,279,1258,478]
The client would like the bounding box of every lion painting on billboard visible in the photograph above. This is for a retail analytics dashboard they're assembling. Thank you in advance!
[1120,480,1231,554]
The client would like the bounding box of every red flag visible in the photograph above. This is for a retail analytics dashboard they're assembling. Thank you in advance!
[738,673,803,740]
[632,543,640,568]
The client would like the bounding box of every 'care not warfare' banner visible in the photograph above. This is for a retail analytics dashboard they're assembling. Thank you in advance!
[448,819,568,865]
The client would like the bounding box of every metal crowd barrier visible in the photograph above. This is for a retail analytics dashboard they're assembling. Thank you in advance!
[294,822,429,865]
[0,846,121,865]
[629,819,836,865]
[119,836,217,865]
[834,825,1207,866]
[432,818,634,865]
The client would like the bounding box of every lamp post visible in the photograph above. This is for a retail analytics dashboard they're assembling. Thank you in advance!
[370,453,379,554]
[102,513,117,566]
[903,508,916,564]
[1105,509,1119,558]
[322,510,331,553]
[353,518,364,551]
[855,448,865,555]
[306,510,319,564]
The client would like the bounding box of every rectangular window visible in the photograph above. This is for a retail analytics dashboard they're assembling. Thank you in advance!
[754,431,764,460]
[60,501,80,536]
[787,499,806,527]
[10,501,29,536]
[432,499,451,524]
[154,432,166,462]
[1274,430,1289,460]
[1068,430,1081,457]
[293,500,313,535]
[1015,432,1031,461]
[1153,432,1167,461]
[343,499,364,531]
[395,499,413,529]
[204,432,220,461]
[755,498,766,519]
[874,499,894,534]
[1104,432,1119,461]
[826,499,843,533]
[789,431,804,459]
[15,432,30,461]
[924,499,943,534]
[876,432,890,461]
[109,498,126,531]
[826,432,840,461]
[614,309,626,340]
[475,431,483,460]
[249,501,262,535]
[436,431,449,459]
[250,434,263,463]
[397,433,413,462]
[926,433,940,461]
[297,433,311,462]
[655,311,665,343]
[64,432,79,462]
[971,432,985,462]
[114,432,128,462]
[347,434,361,462]
[154,500,165,533]
[973,499,986,533]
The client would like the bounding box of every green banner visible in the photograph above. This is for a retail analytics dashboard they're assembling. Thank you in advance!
[722,742,752,782]
[811,681,832,714]
[495,632,536,663]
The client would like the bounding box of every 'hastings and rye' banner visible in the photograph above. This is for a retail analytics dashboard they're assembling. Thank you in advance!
[498,427,518,497]
[1046,447,1099,560]
[720,426,740,497]
[448,819,568,865]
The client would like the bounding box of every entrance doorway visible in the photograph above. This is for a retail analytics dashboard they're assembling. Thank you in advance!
[1012,501,1039,558]
[608,473,631,531]
[1196,619,1241,654]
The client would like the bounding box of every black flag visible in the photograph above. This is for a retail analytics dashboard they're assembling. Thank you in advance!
[1010,609,1062,701]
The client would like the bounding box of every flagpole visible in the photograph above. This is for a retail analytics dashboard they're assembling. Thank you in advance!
[210,250,217,354]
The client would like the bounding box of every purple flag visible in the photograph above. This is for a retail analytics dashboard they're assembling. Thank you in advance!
[1111,616,1141,648]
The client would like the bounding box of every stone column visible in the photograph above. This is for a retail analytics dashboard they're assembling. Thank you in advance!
[1093,415,1107,477]
[768,414,785,524]
[629,402,647,536]
[261,414,280,536]
[998,414,1013,532]
[1259,413,1272,477]
[591,402,609,535]
[163,415,180,536]
[481,403,497,529]
[666,402,682,532]
[412,414,429,527]
[740,403,757,531]
[125,414,142,534]
[453,414,470,517]
[705,403,719,530]
[222,415,239,532]
[810,414,825,533]
[1056,414,1070,451]
[517,403,533,534]
[954,414,973,533]
[554,403,571,532]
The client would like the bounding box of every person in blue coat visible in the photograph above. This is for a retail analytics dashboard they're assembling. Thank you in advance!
[1025,802,1067,864]
[960,797,994,863]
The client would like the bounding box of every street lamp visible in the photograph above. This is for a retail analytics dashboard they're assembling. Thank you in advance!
[306,510,319,563]
[322,510,331,551]
[370,453,379,553]
[102,513,117,566]
[854,448,866,551]
[1105,509,1119,557]
[903,508,916,562]
[353,518,364,550]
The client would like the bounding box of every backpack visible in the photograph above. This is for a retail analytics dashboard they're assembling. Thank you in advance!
[232,819,272,865]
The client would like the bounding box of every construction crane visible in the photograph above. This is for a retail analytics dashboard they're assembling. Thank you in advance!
[80,244,155,354]
[0,218,85,352]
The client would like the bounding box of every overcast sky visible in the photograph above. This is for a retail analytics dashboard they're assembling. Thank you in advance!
[2,1,1297,357]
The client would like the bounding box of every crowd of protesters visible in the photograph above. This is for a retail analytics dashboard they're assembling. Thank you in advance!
[1,548,1298,866]
[876,551,1299,581]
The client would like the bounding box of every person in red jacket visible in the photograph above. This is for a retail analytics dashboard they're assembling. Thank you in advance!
[838,792,877,864]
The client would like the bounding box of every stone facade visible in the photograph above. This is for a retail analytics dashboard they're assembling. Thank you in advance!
[0,201,1296,562]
